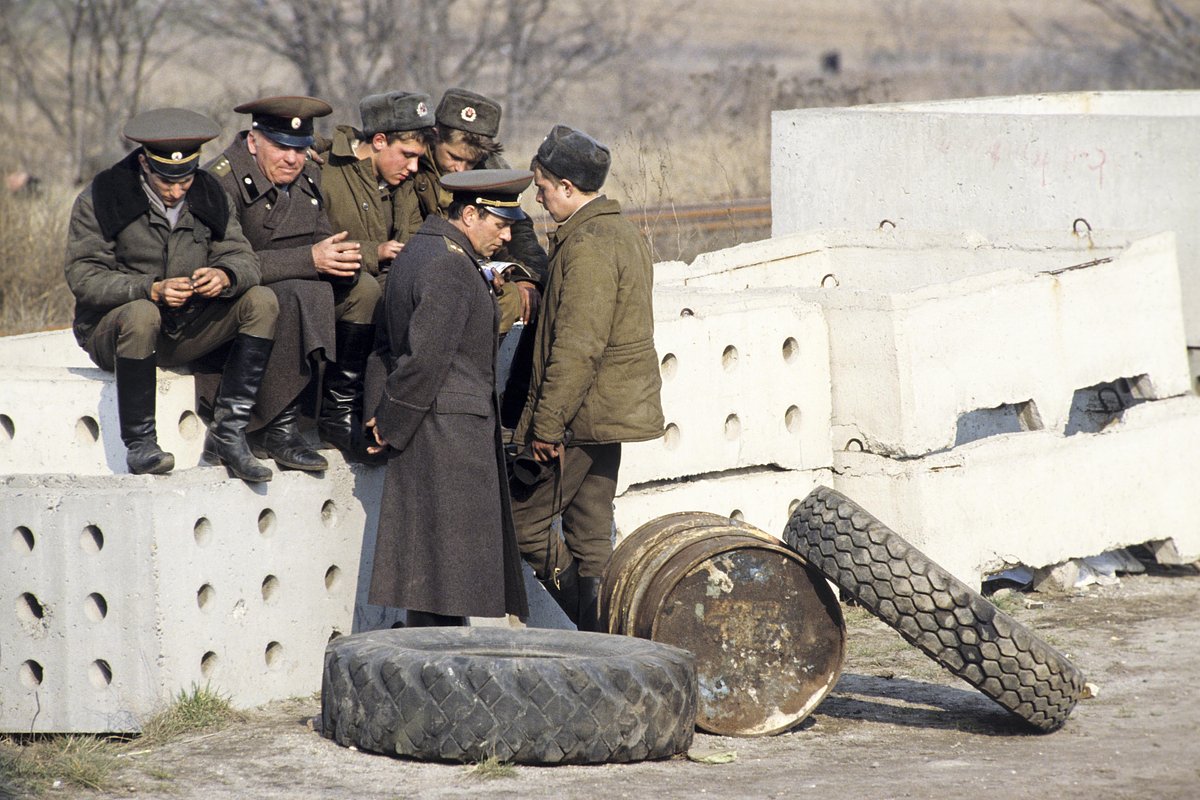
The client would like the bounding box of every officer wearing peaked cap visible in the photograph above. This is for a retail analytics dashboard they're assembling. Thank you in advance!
[362,168,532,627]
[64,107,280,482]
[206,95,383,468]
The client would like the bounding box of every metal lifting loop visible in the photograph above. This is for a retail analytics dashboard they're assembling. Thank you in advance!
[820,273,840,288]
[1072,218,1092,235]
[879,219,896,230]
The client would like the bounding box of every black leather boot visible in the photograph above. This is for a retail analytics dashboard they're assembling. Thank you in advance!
[577,576,603,632]
[539,561,581,626]
[319,321,376,460]
[202,334,274,483]
[405,609,466,628]
[253,399,328,471]
[115,355,174,475]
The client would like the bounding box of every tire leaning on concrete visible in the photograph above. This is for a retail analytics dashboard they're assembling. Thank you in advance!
[321,627,697,764]
[784,486,1087,732]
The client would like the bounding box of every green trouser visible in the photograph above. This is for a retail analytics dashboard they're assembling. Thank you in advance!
[85,288,278,370]
[332,272,381,325]
[510,442,622,580]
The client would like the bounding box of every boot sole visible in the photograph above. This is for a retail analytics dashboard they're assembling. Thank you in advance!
[250,444,328,472]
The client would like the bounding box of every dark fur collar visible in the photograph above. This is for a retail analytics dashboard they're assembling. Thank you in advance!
[91,150,229,241]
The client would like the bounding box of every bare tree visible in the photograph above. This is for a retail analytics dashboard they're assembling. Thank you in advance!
[1083,0,1200,84]
[0,0,175,181]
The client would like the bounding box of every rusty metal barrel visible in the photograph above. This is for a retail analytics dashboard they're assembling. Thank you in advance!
[601,512,845,736]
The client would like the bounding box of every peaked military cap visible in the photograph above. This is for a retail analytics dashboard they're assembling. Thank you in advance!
[535,124,610,192]
[359,91,435,136]
[124,108,220,178]
[436,88,502,138]
[441,168,532,222]
[234,95,332,148]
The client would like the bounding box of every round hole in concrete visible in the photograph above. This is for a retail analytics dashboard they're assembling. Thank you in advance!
[328,630,343,643]
[782,337,800,364]
[16,592,44,624]
[89,660,113,688]
[258,509,276,537]
[264,641,283,670]
[679,307,694,317]
[724,414,741,440]
[320,500,337,528]
[660,353,677,380]
[200,651,218,678]
[324,565,342,591]
[197,584,215,611]
[721,345,739,371]
[12,526,34,554]
[84,593,108,622]
[178,409,202,440]
[193,517,213,547]
[75,415,100,445]
[19,660,43,688]
[787,498,802,517]
[729,509,745,522]
[80,525,104,554]
[0,414,13,441]
[261,575,279,602]
[663,423,681,451]
[785,405,802,433]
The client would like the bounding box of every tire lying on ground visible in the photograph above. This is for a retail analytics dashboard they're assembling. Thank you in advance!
[321,627,697,764]
[784,486,1087,732]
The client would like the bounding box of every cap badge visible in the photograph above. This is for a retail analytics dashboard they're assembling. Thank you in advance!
[171,151,183,161]
[291,117,301,130]
[417,101,429,116]
[461,106,477,123]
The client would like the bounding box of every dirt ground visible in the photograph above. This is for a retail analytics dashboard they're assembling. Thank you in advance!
[12,564,1192,800]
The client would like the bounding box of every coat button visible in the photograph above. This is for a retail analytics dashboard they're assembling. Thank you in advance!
[266,203,271,210]
[311,198,318,205]
[244,176,252,184]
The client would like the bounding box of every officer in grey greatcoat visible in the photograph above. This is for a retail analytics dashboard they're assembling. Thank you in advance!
[207,96,382,469]
[364,169,532,628]
[64,108,279,482]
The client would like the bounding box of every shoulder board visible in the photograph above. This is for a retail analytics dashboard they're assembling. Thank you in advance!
[209,156,231,177]
[444,237,466,255]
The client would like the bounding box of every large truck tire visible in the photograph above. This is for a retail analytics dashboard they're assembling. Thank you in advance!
[784,486,1087,732]
[321,627,696,764]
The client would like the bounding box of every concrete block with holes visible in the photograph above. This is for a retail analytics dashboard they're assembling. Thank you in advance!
[660,229,1193,457]
[614,467,835,543]
[831,395,1200,587]
[0,464,391,733]
[0,330,207,475]
[616,290,832,494]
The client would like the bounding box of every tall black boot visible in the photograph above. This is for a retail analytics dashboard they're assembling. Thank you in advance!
[202,334,274,483]
[115,355,174,475]
[319,321,376,460]
[539,561,581,626]
[253,398,328,471]
[405,609,466,628]
[577,576,603,633]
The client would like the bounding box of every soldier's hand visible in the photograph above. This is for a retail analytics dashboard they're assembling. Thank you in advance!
[515,281,541,324]
[190,267,230,298]
[365,417,388,454]
[531,439,563,463]
[490,269,506,293]
[313,231,362,277]
[377,240,404,263]
[151,277,194,308]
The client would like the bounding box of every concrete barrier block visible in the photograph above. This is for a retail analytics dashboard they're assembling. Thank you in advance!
[619,290,832,492]
[1,462,380,733]
[832,395,1200,589]
[614,467,834,544]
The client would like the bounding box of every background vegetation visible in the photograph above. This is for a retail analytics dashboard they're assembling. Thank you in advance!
[0,0,1196,334]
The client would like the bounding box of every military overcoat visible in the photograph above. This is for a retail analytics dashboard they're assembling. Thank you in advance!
[514,196,665,446]
[203,133,337,429]
[366,215,528,619]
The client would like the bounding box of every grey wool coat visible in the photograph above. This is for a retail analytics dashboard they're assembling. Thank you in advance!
[200,134,337,430]
[366,215,528,619]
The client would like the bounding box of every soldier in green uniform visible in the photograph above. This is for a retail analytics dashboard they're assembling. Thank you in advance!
[207,96,383,468]
[401,88,547,336]
[64,108,279,482]
[509,125,665,630]
[318,91,435,281]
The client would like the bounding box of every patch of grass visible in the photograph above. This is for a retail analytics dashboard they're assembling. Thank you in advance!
[466,755,517,780]
[139,683,245,745]
[0,733,118,796]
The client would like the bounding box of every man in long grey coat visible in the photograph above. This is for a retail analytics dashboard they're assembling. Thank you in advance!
[365,169,531,627]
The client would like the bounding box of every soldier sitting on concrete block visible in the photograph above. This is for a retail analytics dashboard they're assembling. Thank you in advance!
[318,90,435,282]
[64,108,279,482]
[400,88,547,336]
[206,96,383,468]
